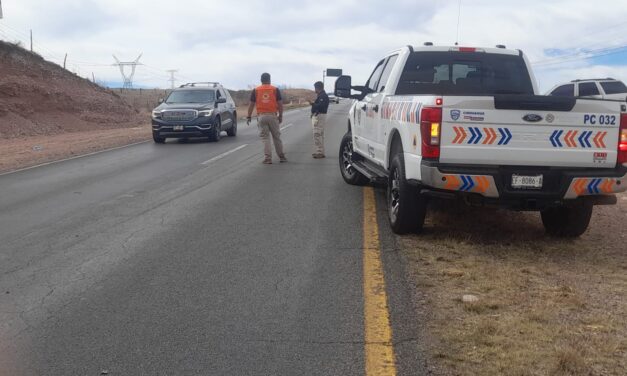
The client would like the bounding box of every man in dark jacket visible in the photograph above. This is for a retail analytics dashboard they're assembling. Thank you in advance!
[310,81,329,159]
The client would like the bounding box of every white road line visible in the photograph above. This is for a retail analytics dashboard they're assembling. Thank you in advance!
[281,123,294,131]
[201,144,248,165]
[0,140,151,177]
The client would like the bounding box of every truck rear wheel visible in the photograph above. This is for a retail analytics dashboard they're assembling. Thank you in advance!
[387,153,427,234]
[339,132,368,186]
[541,200,593,237]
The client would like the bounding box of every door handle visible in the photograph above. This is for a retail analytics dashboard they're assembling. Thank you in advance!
[361,104,367,112]
[372,105,379,113]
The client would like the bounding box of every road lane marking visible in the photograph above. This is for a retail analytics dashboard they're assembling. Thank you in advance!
[201,144,248,165]
[0,140,151,177]
[363,187,397,376]
[280,123,293,131]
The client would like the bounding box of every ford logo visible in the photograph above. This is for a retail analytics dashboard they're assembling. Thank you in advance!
[523,114,543,122]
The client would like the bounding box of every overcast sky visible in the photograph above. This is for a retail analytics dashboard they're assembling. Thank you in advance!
[1,0,627,92]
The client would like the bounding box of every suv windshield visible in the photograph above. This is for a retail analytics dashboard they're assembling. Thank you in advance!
[166,90,216,104]
[396,51,534,96]
[600,81,627,95]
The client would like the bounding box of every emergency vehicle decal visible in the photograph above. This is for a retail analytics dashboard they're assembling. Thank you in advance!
[550,130,607,148]
[442,175,493,194]
[564,177,625,199]
[451,127,512,145]
[381,101,422,124]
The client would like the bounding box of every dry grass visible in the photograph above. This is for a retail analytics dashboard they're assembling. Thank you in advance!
[401,194,627,375]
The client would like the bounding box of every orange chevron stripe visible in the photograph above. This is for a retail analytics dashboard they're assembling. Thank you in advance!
[443,175,461,190]
[452,127,462,144]
[474,176,490,193]
[600,179,614,193]
[573,179,588,196]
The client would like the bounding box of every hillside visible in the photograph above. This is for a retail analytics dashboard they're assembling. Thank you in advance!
[0,41,143,139]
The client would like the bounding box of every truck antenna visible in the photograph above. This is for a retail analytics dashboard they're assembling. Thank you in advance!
[455,0,462,46]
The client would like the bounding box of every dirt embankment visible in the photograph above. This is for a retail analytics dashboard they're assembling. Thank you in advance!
[0,41,144,139]
[402,196,627,375]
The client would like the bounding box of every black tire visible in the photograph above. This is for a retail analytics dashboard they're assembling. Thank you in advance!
[153,134,166,144]
[387,153,427,234]
[541,200,593,237]
[339,132,368,186]
[226,116,237,137]
[208,118,221,142]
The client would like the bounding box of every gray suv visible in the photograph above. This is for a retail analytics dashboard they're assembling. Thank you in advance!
[151,82,237,143]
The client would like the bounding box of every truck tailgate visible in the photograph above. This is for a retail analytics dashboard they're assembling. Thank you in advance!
[439,96,621,168]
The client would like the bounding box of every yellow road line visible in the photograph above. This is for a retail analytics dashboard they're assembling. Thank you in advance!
[363,187,397,376]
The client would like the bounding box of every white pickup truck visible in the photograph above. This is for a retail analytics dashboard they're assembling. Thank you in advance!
[335,44,627,237]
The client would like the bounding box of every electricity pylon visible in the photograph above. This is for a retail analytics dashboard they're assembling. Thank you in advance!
[112,54,142,89]
[166,69,178,89]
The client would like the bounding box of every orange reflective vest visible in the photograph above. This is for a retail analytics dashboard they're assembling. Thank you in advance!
[255,84,279,113]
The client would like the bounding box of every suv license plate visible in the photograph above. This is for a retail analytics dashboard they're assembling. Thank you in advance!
[512,174,543,189]
[173,125,184,131]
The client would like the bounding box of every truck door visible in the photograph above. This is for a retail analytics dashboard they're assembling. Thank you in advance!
[367,54,399,165]
[354,59,386,159]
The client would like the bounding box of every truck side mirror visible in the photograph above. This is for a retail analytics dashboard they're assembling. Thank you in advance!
[158,98,164,104]
[216,97,227,104]
[335,75,352,98]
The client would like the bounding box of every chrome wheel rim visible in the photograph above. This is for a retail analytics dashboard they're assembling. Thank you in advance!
[342,140,356,177]
[389,168,400,222]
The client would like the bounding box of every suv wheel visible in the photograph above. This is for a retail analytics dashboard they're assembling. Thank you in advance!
[226,118,237,137]
[208,118,221,142]
[339,132,368,185]
[387,153,427,234]
[541,200,593,237]
[153,134,166,144]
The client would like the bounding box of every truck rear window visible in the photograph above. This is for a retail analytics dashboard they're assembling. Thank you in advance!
[396,51,534,96]
[600,81,627,95]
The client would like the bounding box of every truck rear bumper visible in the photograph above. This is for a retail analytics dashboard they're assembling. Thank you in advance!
[418,161,626,209]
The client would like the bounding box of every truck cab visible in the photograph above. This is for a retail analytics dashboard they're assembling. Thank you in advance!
[336,44,627,237]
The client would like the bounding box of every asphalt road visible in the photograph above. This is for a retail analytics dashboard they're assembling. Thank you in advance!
[0,103,424,375]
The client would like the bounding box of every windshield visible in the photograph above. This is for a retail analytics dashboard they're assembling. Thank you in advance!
[166,90,216,104]
[396,51,534,96]
[600,81,627,95]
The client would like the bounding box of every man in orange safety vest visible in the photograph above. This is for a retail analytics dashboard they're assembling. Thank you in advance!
[247,73,286,164]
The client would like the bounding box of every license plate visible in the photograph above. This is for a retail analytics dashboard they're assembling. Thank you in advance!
[173,125,185,131]
[511,174,543,189]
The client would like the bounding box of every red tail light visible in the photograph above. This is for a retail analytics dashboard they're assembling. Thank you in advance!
[420,107,442,160]
[619,113,627,165]
[459,47,476,52]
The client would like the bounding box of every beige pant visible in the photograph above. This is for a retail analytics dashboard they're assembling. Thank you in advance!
[258,114,284,159]
[312,114,327,155]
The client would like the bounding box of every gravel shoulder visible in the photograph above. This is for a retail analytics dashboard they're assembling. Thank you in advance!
[400,194,627,376]
[0,126,151,173]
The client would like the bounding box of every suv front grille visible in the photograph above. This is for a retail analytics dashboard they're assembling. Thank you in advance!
[162,110,197,122]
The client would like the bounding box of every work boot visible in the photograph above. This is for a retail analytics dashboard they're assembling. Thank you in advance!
[312,153,325,159]
[279,155,288,163]
[263,158,272,164]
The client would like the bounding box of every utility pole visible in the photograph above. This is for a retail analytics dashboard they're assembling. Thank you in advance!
[92,72,96,83]
[63,53,67,69]
[112,54,142,89]
[30,30,33,52]
[0,0,4,19]
[166,69,178,89]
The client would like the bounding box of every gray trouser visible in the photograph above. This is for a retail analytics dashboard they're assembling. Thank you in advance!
[312,113,327,155]
[258,114,284,159]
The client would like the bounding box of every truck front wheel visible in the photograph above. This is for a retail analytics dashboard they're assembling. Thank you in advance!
[387,154,427,234]
[541,200,593,237]
[339,132,368,186]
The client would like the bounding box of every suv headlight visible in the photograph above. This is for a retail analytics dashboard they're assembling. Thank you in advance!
[152,110,162,119]
[198,109,214,117]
